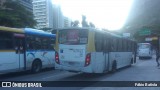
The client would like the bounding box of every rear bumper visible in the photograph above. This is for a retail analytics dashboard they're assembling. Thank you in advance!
[138,53,152,57]
[55,64,93,73]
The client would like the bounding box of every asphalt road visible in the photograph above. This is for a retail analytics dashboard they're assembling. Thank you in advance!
[0,55,160,90]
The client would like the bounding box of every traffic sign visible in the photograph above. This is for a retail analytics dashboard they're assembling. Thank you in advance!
[139,28,151,36]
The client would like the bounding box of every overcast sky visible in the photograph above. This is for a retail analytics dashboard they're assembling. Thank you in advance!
[53,0,133,30]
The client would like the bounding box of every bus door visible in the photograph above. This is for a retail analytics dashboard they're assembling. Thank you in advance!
[14,33,26,70]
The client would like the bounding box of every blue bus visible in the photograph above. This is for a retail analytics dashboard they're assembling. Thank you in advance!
[0,26,56,74]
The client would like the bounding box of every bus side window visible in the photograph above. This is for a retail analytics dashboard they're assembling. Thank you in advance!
[128,41,131,52]
[127,40,129,51]
[129,41,132,52]
[95,32,103,52]
[103,35,109,53]
[0,31,13,50]
[119,39,123,52]
[111,37,117,52]
[117,39,121,52]
[41,38,48,50]
[34,37,41,50]
[111,38,114,52]
[117,39,120,51]
[125,40,127,52]
[26,35,36,50]
[49,38,55,50]
[43,37,54,50]
[122,39,125,52]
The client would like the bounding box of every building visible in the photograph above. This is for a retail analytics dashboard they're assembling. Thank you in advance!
[124,0,160,34]
[64,16,72,27]
[32,0,53,29]
[19,0,33,12]
[0,0,33,12]
[0,0,6,10]
[0,0,6,8]
[52,4,64,29]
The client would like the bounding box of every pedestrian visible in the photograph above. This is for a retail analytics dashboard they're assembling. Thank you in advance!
[156,48,160,67]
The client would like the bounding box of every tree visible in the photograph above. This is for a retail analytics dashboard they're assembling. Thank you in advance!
[0,0,36,28]
[40,27,52,32]
[71,20,79,27]
[81,15,89,27]
[89,22,95,28]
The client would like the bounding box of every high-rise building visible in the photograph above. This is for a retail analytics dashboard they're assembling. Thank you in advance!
[32,0,53,29]
[0,0,33,12]
[64,16,71,27]
[124,0,160,33]
[19,0,33,12]
[52,4,64,29]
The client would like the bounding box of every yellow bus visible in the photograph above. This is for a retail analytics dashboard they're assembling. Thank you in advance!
[53,27,136,73]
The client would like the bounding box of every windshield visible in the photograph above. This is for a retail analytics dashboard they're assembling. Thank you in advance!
[58,29,88,45]
[139,44,150,49]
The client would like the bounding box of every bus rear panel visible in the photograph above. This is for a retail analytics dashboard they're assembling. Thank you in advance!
[137,43,152,59]
[55,29,94,73]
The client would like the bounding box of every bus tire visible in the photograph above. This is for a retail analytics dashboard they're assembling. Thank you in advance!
[31,59,42,73]
[111,61,117,73]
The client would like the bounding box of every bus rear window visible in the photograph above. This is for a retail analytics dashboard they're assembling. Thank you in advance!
[59,29,88,44]
[139,44,150,49]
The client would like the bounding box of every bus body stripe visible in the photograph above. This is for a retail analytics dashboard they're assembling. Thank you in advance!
[0,26,24,33]
[0,50,15,52]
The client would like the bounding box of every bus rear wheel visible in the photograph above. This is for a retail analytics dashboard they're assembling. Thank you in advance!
[31,60,42,73]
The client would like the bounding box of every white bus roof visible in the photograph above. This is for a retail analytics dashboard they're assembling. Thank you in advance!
[54,27,135,41]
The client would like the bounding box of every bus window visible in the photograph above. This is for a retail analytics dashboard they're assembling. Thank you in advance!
[41,38,48,50]
[0,32,13,50]
[127,40,130,51]
[49,38,55,50]
[122,40,127,52]
[139,44,150,49]
[95,32,103,52]
[26,35,37,50]
[117,39,122,52]
[59,29,88,45]
[111,37,117,52]
[35,37,41,50]
[103,35,110,53]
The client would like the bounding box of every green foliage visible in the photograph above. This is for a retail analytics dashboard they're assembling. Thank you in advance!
[89,22,95,28]
[0,0,36,28]
[71,20,79,27]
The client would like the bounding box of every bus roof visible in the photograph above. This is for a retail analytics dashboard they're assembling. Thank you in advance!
[24,28,56,38]
[53,27,93,30]
[0,26,24,33]
[54,27,137,42]
[54,27,124,38]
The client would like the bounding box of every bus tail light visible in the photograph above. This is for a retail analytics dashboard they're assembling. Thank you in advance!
[85,53,91,67]
[55,51,60,64]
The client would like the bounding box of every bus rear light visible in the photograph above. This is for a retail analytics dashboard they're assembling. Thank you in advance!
[55,51,60,64]
[85,53,91,67]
